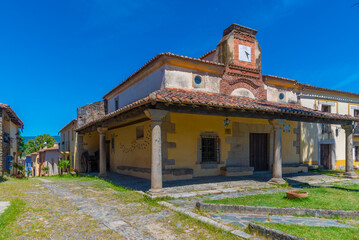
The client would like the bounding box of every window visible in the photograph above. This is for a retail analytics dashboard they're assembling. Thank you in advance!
[136,126,144,139]
[201,136,220,163]
[279,93,285,100]
[111,137,115,150]
[321,105,330,113]
[115,98,119,110]
[354,109,359,117]
[194,76,202,85]
[356,146,359,162]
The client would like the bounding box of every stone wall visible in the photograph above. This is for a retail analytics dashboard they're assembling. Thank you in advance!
[77,101,105,128]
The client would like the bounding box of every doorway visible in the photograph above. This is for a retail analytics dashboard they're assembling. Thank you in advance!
[320,144,331,169]
[105,141,111,171]
[250,133,269,171]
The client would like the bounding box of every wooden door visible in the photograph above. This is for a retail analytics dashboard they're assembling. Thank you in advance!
[320,144,330,169]
[250,133,269,171]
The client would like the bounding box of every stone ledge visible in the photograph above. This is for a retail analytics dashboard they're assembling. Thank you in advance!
[117,166,193,176]
[159,201,252,239]
[196,202,359,218]
[247,222,303,240]
[220,166,254,176]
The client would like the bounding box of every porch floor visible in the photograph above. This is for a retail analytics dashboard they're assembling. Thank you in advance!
[86,171,349,197]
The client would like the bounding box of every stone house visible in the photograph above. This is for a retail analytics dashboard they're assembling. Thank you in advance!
[73,23,359,192]
[30,151,40,176]
[38,143,60,176]
[58,119,77,168]
[0,103,23,175]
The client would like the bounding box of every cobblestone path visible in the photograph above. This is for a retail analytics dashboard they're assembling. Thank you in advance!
[41,179,154,239]
[0,177,238,240]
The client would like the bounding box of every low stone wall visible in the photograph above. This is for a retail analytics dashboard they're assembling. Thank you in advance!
[247,222,303,240]
[196,202,359,218]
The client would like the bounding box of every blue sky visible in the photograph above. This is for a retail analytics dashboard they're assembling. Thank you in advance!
[1,0,358,136]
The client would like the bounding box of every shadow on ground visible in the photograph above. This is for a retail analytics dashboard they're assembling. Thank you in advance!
[85,171,330,192]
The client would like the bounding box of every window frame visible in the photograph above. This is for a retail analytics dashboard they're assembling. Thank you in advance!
[200,135,220,164]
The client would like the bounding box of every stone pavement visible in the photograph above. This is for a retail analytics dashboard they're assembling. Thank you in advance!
[94,171,350,198]
[42,179,155,240]
[0,201,10,215]
[2,177,241,239]
[167,179,359,230]
[210,213,356,228]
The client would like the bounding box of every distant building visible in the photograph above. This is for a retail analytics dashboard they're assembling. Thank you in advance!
[58,119,77,168]
[0,103,23,175]
[38,143,60,176]
[25,155,32,177]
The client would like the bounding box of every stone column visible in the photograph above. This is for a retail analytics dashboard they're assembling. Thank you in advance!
[268,119,286,184]
[144,109,168,193]
[97,127,108,177]
[342,125,358,179]
[74,133,84,172]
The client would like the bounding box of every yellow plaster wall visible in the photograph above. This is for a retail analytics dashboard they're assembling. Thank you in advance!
[167,113,299,177]
[282,121,300,164]
[167,113,229,177]
[107,121,151,174]
[83,131,99,155]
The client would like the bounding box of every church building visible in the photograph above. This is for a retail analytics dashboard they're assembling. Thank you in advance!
[74,24,359,193]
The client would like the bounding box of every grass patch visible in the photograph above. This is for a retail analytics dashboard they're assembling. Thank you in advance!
[0,199,26,240]
[168,212,239,239]
[256,222,359,240]
[205,183,359,211]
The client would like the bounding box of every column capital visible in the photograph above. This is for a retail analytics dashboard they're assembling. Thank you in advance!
[269,119,286,129]
[144,109,168,122]
[342,124,354,134]
[97,127,108,135]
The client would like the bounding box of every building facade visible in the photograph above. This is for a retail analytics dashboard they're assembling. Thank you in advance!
[0,103,23,175]
[73,24,359,193]
[58,119,77,168]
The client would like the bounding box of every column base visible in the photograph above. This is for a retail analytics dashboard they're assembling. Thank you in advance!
[343,171,359,179]
[268,177,287,185]
[149,188,163,194]
[98,172,108,178]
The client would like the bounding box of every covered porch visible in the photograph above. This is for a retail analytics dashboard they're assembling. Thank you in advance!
[76,88,359,194]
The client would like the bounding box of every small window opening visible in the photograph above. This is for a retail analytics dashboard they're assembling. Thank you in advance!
[321,105,330,113]
[201,136,220,163]
[115,98,119,110]
[136,126,144,139]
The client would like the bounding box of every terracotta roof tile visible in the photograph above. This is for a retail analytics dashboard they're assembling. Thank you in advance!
[0,103,23,128]
[77,88,358,132]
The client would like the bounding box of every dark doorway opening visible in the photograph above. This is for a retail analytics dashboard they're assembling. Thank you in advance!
[250,133,269,171]
[105,141,111,171]
[320,144,331,169]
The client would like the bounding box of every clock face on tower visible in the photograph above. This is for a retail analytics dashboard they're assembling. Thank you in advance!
[238,44,251,62]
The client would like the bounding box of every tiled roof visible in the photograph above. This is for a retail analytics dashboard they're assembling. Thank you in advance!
[77,88,358,131]
[263,75,359,98]
[38,145,59,153]
[58,119,77,134]
[0,103,23,128]
[199,50,216,60]
[102,52,224,99]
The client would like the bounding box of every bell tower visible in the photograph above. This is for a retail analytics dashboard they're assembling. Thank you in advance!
[215,24,266,100]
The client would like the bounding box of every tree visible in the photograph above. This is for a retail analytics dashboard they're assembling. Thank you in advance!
[18,135,26,157]
[25,134,55,154]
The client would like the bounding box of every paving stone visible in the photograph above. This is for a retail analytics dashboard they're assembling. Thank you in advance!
[0,201,10,215]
